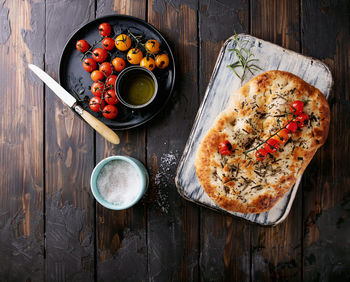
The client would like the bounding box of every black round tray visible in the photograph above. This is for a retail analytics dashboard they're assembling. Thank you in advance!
[59,15,175,130]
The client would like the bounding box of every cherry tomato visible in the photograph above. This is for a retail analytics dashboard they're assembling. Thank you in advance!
[82,58,97,72]
[102,104,118,119]
[102,37,115,51]
[98,23,111,37]
[294,113,309,128]
[145,39,160,54]
[276,129,290,145]
[127,48,143,65]
[104,89,119,105]
[285,121,298,133]
[115,34,132,51]
[155,54,169,69]
[99,62,113,77]
[91,70,105,82]
[255,148,268,161]
[264,138,279,153]
[76,39,90,53]
[91,82,105,97]
[106,75,117,88]
[92,48,108,63]
[89,96,105,113]
[140,57,155,71]
[218,140,233,155]
[112,57,126,72]
[290,100,304,116]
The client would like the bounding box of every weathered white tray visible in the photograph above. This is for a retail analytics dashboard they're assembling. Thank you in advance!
[175,34,332,225]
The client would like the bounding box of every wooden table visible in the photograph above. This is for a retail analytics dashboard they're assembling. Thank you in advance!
[1,0,349,281]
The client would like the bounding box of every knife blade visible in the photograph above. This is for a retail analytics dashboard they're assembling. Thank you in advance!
[28,64,120,145]
[29,64,76,107]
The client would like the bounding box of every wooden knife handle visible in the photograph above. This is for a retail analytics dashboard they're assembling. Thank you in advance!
[74,105,120,145]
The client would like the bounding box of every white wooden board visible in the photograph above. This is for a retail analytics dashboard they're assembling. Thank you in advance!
[175,34,333,225]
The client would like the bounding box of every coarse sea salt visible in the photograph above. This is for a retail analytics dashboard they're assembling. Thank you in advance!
[97,160,142,206]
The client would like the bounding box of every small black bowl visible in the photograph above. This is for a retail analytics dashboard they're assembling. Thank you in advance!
[116,66,158,109]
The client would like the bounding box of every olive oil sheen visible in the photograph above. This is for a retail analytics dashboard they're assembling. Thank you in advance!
[120,72,155,105]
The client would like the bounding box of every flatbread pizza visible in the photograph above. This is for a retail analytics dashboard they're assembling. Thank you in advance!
[195,70,330,213]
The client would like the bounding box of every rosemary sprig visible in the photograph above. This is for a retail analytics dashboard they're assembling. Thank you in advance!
[227,33,262,83]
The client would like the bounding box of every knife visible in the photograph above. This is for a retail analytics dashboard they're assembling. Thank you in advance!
[28,64,120,145]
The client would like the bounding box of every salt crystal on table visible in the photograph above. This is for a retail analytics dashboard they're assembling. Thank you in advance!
[97,160,142,205]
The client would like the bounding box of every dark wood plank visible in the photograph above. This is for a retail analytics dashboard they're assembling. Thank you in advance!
[198,0,251,281]
[301,0,350,280]
[147,0,199,280]
[45,1,96,281]
[250,0,302,281]
[95,1,148,282]
[0,0,45,280]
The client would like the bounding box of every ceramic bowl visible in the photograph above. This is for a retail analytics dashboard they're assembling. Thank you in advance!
[90,156,149,210]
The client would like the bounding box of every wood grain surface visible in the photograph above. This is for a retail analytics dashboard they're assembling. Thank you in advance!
[0,0,348,281]
[0,0,45,280]
[301,0,350,281]
[45,1,96,281]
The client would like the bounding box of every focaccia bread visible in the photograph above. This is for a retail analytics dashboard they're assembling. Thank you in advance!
[195,70,330,213]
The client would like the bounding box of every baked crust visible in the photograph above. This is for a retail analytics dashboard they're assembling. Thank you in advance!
[195,70,330,213]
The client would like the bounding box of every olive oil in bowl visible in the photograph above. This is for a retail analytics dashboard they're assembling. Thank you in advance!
[116,66,158,108]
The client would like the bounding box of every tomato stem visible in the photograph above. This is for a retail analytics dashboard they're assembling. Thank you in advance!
[127,30,157,59]
[80,37,104,61]
[243,113,295,155]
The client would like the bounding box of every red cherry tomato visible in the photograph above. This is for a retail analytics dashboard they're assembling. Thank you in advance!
[290,100,304,116]
[104,89,119,105]
[76,39,89,52]
[112,57,126,72]
[92,48,108,63]
[276,129,290,145]
[98,23,111,37]
[91,82,105,97]
[82,58,97,72]
[286,121,298,133]
[264,138,279,153]
[102,37,115,51]
[106,75,117,88]
[294,113,309,128]
[255,148,268,161]
[91,70,104,82]
[89,96,105,113]
[102,104,118,119]
[218,140,233,155]
[99,62,113,77]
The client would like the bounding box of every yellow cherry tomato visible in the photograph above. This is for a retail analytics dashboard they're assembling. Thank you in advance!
[140,56,156,71]
[155,54,169,69]
[145,39,160,54]
[127,48,143,64]
[115,34,132,51]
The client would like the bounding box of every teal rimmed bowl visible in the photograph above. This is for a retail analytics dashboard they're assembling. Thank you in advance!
[90,156,149,210]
